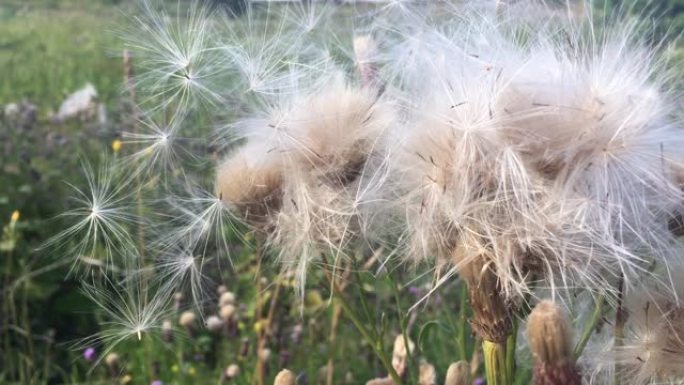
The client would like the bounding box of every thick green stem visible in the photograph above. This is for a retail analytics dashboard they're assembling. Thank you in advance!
[483,340,511,385]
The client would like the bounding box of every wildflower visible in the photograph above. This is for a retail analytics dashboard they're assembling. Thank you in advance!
[205,315,224,333]
[83,347,96,362]
[219,291,236,307]
[274,369,296,385]
[151,380,163,385]
[179,311,197,337]
[10,210,19,223]
[444,361,470,385]
[254,319,267,334]
[105,352,121,377]
[219,304,235,320]
[527,301,581,385]
[120,374,132,385]
[187,366,196,376]
[111,139,122,153]
[225,364,240,380]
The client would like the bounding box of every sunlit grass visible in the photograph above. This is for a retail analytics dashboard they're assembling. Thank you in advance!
[0,1,125,111]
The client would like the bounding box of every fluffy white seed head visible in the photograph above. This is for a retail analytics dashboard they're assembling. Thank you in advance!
[218,75,394,294]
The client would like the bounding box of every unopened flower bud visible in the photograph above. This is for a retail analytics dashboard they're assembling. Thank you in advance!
[206,315,224,333]
[419,362,436,385]
[274,369,296,385]
[105,352,121,377]
[225,364,240,379]
[391,334,414,377]
[527,300,581,385]
[179,311,197,338]
[445,361,471,385]
[219,291,236,307]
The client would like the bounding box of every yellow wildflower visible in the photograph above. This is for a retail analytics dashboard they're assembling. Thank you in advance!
[112,139,122,153]
[188,366,196,376]
[120,374,133,385]
[10,210,19,223]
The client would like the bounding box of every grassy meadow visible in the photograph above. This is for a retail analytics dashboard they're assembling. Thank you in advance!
[1,1,683,385]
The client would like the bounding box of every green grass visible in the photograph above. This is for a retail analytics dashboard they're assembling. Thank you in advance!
[0,1,127,112]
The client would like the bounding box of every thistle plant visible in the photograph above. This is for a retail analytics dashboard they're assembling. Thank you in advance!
[46,1,684,384]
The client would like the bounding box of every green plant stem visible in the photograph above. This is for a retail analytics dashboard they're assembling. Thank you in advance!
[614,275,627,385]
[505,328,516,378]
[574,295,605,360]
[457,284,468,361]
[332,287,403,384]
[320,256,402,385]
[390,275,417,384]
[483,340,510,385]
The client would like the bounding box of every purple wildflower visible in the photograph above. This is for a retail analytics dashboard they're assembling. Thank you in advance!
[83,347,96,362]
